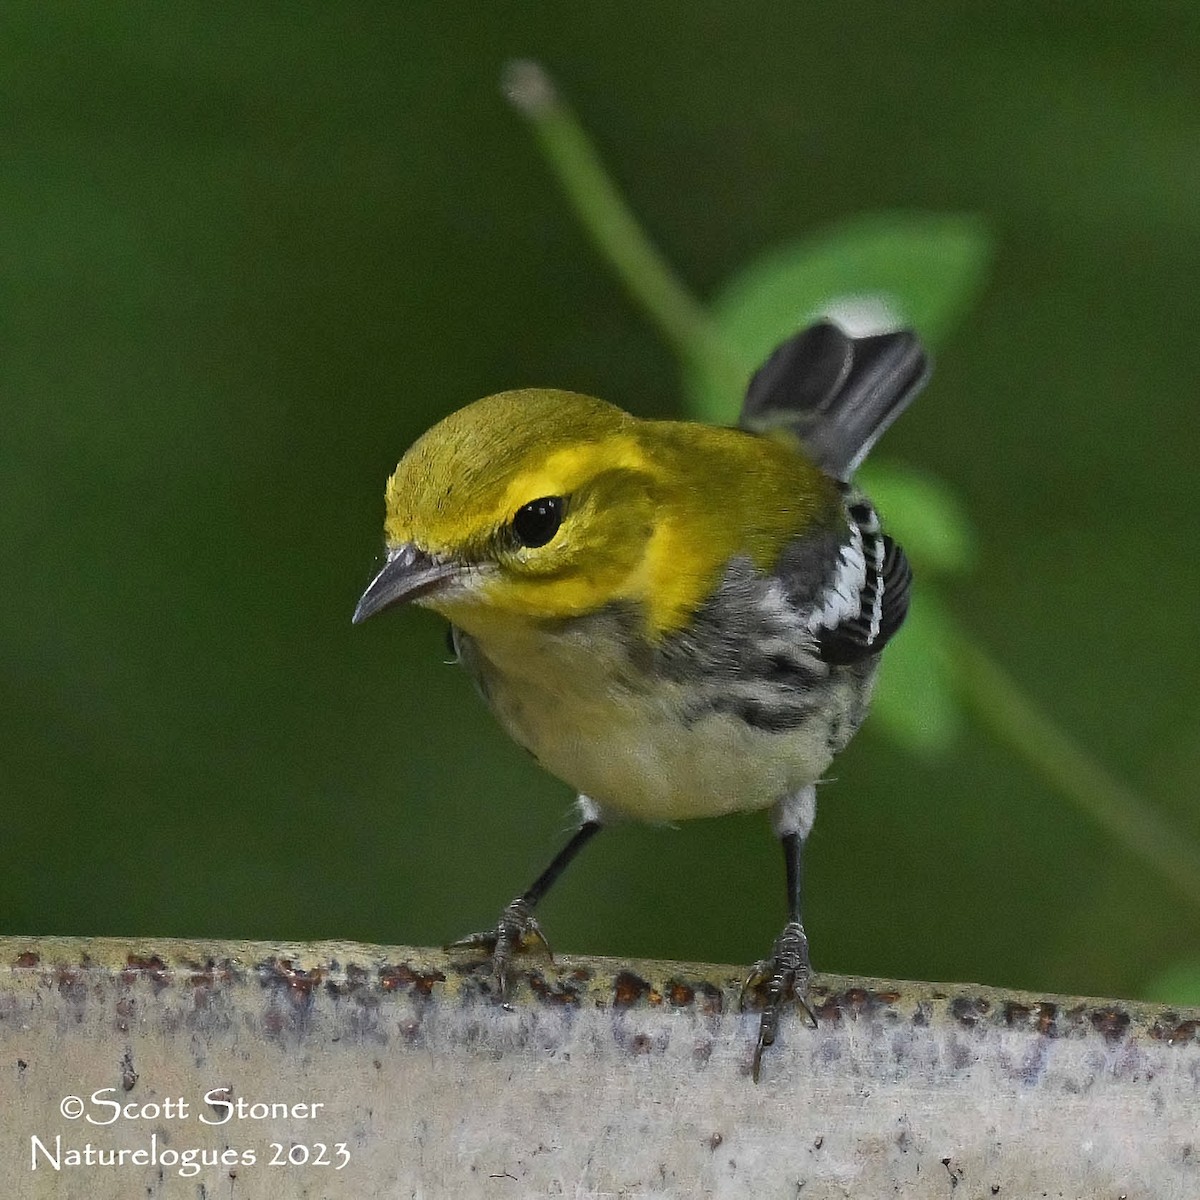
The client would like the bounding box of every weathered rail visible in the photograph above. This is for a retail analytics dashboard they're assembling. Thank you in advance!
[2,936,1197,1197]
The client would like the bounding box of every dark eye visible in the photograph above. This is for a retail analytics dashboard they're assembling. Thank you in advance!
[512,496,564,548]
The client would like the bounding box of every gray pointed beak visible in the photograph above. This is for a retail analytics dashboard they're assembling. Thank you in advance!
[352,544,461,624]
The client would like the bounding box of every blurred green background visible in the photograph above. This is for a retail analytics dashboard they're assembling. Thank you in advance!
[3,3,1198,1004]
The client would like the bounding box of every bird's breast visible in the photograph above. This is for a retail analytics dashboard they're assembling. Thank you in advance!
[450,582,875,822]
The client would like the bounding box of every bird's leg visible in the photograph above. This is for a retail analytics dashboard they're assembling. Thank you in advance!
[742,786,819,1081]
[448,806,602,1000]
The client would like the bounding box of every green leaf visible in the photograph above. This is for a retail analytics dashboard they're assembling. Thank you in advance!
[684,211,993,423]
[870,589,963,757]
[1143,961,1200,1006]
[857,461,977,576]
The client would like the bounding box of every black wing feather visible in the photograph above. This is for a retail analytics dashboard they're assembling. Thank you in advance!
[817,533,912,666]
[740,321,930,481]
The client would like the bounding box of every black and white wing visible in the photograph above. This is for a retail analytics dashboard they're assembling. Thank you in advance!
[772,492,912,668]
[811,497,911,665]
[739,321,930,482]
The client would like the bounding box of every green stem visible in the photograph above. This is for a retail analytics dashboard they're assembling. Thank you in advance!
[502,60,746,404]
[948,626,1200,911]
[504,59,1200,914]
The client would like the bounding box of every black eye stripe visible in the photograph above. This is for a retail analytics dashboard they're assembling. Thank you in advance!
[512,496,564,548]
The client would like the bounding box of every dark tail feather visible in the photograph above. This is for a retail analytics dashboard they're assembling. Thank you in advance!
[739,321,931,480]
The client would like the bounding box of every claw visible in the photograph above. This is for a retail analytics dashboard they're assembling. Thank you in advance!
[446,896,554,999]
[738,957,771,1010]
[445,928,500,953]
[752,1017,772,1084]
[740,920,816,1082]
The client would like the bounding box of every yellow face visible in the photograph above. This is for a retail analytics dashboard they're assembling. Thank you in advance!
[378,387,838,638]
[383,389,657,626]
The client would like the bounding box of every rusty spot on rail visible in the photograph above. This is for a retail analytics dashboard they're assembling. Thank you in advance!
[951,996,991,1027]
[666,979,694,1006]
[121,955,170,992]
[613,971,656,1007]
[816,987,901,1022]
[529,970,584,1005]
[378,963,445,997]
[1004,1000,1059,1036]
[1089,1006,1131,1043]
[325,963,371,996]
[664,978,724,1015]
[260,958,324,1004]
[55,966,87,1003]
[1150,1014,1199,1046]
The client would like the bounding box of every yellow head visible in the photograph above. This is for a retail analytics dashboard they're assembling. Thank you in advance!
[354,388,838,639]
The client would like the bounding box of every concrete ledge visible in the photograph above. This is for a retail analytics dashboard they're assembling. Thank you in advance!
[2,936,1198,1197]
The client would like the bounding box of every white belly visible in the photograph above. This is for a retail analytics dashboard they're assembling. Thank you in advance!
[532,696,839,822]
[455,621,864,823]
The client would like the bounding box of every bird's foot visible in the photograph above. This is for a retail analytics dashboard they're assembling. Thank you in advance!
[446,896,553,1002]
[740,919,818,1082]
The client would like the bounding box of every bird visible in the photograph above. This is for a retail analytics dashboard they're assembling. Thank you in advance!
[353,320,929,1079]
